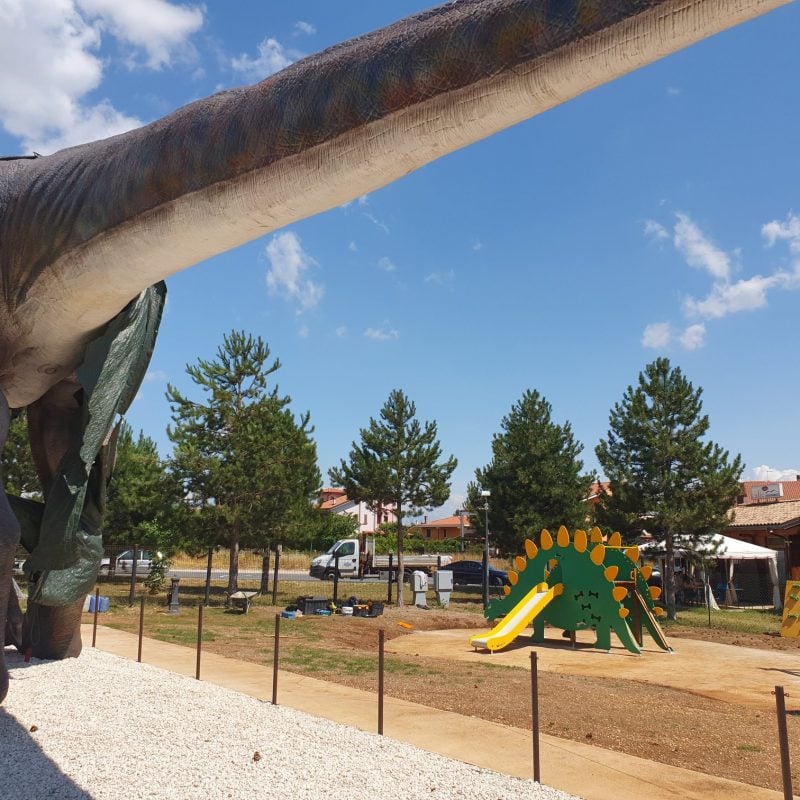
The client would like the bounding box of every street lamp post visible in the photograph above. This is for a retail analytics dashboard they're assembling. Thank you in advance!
[480,490,491,609]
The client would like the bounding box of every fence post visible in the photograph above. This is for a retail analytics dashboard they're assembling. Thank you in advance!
[387,553,393,604]
[271,544,281,605]
[272,613,281,705]
[195,604,203,680]
[91,587,100,647]
[204,546,213,606]
[378,629,385,735]
[137,596,145,663]
[774,685,793,800]
[260,549,271,596]
[530,651,541,783]
[333,555,340,604]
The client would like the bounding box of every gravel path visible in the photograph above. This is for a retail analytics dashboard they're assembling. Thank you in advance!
[2,647,580,800]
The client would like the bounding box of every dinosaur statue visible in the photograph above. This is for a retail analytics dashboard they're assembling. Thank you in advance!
[0,0,790,702]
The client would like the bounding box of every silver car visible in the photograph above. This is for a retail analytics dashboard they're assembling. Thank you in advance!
[114,549,161,576]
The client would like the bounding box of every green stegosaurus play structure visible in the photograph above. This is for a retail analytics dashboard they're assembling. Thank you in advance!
[470,526,671,654]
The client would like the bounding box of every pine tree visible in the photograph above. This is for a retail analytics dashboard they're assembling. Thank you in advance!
[329,389,456,605]
[595,357,742,619]
[1,411,40,499]
[473,390,592,554]
[167,331,319,594]
[104,424,180,548]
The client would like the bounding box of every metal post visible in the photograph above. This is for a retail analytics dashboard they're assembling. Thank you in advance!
[378,629,385,735]
[530,651,541,783]
[137,596,145,663]
[387,553,393,604]
[91,586,100,647]
[195,604,203,680]
[128,548,138,607]
[168,577,180,614]
[482,497,490,610]
[204,546,213,606]
[271,544,281,605]
[272,613,280,705]
[774,686,793,800]
[333,554,340,605]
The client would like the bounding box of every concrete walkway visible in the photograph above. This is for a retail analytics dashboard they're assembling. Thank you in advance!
[84,624,795,800]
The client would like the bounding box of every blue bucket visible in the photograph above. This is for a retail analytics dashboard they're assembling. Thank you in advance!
[88,594,97,613]
[99,596,110,613]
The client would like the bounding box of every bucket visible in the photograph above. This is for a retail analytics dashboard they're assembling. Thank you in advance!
[341,606,353,616]
[83,595,92,613]
[88,594,97,613]
[99,596,110,613]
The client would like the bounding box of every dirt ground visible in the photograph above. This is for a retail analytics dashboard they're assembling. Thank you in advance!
[272,605,800,795]
[101,598,799,795]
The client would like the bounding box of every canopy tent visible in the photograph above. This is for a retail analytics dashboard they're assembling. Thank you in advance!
[640,534,781,610]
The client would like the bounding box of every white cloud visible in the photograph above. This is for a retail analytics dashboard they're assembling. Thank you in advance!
[751,465,800,482]
[425,269,455,287]
[298,323,309,338]
[348,241,358,252]
[673,213,731,280]
[294,21,316,36]
[77,0,203,69]
[265,231,323,313]
[377,256,396,272]
[683,272,791,319]
[335,326,347,338]
[666,86,681,96]
[358,194,369,206]
[643,219,668,242]
[472,241,483,252]
[641,322,672,348]
[232,37,294,81]
[762,213,800,255]
[363,212,390,234]
[364,327,399,341]
[679,323,705,350]
[144,369,169,382]
[0,0,202,153]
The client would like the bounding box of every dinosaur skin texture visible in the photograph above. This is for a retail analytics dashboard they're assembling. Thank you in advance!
[0,0,789,702]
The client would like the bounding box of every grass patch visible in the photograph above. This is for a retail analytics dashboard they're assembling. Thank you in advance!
[665,607,781,635]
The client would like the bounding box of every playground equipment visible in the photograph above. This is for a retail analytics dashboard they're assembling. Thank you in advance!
[781,581,800,638]
[470,527,671,655]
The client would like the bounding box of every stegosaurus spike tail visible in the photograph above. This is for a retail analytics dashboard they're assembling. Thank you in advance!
[540,529,554,550]
[574,529,588,553]
[556,526,570,547]
[608,532,622,547]
[589,527,604,543]
[524,539,538,559]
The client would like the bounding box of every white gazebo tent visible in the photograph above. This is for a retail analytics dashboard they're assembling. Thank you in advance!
[639,534,782,610]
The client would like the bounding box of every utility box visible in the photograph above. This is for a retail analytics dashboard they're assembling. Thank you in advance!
[412,570,429,606]
[434,569,453,607]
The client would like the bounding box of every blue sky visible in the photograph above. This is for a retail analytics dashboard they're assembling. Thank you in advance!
[1,1,799,518]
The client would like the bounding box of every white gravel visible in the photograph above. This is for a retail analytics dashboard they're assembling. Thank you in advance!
[2,647,580,800]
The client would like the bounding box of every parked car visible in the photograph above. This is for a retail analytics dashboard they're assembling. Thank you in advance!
[440,560,510,587]
[101,549,162,577]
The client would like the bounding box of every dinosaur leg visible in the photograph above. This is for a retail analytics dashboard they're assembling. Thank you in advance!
[0,392,22,703]
[22,378,88,660]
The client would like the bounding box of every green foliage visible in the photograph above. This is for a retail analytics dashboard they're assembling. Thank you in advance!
[143,550,171,595]
[167,331,320,591]
[329,389,456,602]
[595,358,743,618]
[301,508,360,552]
[104,424,181,547]
[1,411,41,499]
[473,389,593,554]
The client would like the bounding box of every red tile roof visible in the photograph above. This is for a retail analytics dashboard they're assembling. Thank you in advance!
[738,480,800,505]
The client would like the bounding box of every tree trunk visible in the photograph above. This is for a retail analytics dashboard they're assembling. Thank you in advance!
[260,549,270,595]
[396,501,404,607]
[228,537,239,596]
[665,530,677,620]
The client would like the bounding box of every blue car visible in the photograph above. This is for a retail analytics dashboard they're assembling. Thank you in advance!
[440,560,509,587]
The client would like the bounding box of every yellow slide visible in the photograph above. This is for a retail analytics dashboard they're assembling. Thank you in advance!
[470,582,562,652]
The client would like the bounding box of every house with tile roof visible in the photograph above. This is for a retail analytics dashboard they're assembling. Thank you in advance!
[318,488,395,535]
[723,479,800,581]
[411,513,476,545]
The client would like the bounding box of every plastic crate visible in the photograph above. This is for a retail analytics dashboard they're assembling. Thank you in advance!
[298,596,331,615]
